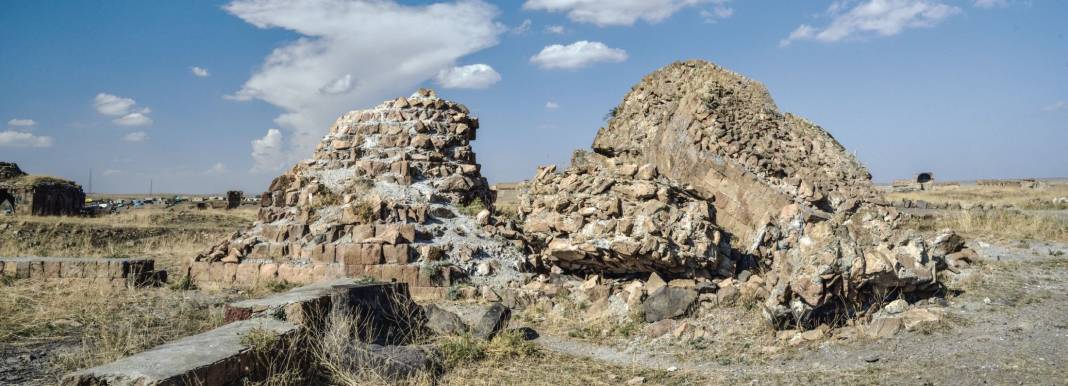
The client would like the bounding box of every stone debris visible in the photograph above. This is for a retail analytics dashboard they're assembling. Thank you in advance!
[516,60,975,328]
[0,162,85,216]
[473,302,512,340]
[194,89,523,287]
[519,150,729,277]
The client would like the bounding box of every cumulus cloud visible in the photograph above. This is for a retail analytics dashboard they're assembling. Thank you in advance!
[512,19,532,34]
[225,0,504,172]
[435,64,501,89]
[7,118,36,128]
[780,0,961,46]
[114,112,153,127]
[545,25,566,34]
[1042,101,1067,112]
[206,162,227,175]
[94,93,153,126]
[319,74,354,95]
[0,131,53,148]
[973,0,1008,8]
[191,66,210,77]
[701,0,734,23]
[530,41,628,70]
[522,0,706,26]
[251,129,285,173]
[122,131,148,142]
[94,93,138,116]
[545,101,559,109]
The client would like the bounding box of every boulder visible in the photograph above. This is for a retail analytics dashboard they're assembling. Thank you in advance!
[473,303,512,340]
[423,304,467,336]
[643,287,698,322]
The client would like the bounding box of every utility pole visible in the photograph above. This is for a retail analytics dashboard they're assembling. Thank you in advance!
[88,168,92,195]
[149,179,153,196]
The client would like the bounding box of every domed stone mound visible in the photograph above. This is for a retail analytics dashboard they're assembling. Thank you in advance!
[192,89,522,293]
[532,60,969,327]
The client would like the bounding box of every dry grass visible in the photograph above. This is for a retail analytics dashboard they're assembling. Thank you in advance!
[885,182,1068,210]
[0,207,256,269]
[0,280,231,381]
[903,209,1068,242]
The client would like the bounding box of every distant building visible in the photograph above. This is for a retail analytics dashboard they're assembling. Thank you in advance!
[0,162,85,216]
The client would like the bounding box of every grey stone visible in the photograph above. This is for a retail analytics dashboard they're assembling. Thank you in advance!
[473,302,511,340]
[643,287,698,322]
[424,304,467,336]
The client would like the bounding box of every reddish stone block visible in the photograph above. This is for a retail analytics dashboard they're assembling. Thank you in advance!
[44,261,62,278]
[259,263,279,281]
[236,263,261,286]
[382,244,411,264]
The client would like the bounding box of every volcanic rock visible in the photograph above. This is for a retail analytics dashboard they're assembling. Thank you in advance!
[195,89,522,284]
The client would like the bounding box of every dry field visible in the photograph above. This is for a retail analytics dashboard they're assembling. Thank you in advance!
[0,206,256,270]
[887,181,1068,243]
[2,183,1068,385]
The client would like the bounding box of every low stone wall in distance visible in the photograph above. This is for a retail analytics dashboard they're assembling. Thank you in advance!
[0,257,160,287]
[185,260,452,299]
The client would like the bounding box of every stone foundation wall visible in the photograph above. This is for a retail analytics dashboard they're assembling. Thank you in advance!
[0,257,158,287]
[186,260,451,299]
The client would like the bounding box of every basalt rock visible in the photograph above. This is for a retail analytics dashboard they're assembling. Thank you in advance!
[533,60,969,327]
[195,89,522,283]
[519,150,729,277]
[0,162,85,216]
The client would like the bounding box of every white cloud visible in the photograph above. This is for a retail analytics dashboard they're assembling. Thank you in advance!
[0,131,52,148]
[512,19,533,34]
[780,0,961,46]
[225,0,504,170]
[206,162,227,175]
[191,66,210,77]
[319,74,354,95]
[114,113,153,127]
[545,25,566,34]
[530,41,628,70]
[1042,101,1067,112]
[973,0,1008,8]
[7,118,36,128]
[122,131,148,142]
[701,0,734,23]
[94,93,153,126]
[522,0,706,27]
[435,64,502,89]
[94,93,138,116]
[251,129,285,173]
[102,169,122,176]
[545,101,559,109]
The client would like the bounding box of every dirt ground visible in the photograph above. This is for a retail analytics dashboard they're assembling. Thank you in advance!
[2,187,1067,385]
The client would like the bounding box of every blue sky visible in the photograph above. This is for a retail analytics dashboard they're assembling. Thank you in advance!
[1,0,1065,194]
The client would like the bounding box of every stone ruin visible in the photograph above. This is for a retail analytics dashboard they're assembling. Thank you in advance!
[226,190,243,209]
[189,60,972,328]
[519,60,972,326]
[191,89,523,295]
[519,150,731,278]
[0,162,85,216]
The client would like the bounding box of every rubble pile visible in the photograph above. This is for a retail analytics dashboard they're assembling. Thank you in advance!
[523,60,973,326]
[195,89,522,284]
[519,150,730,278]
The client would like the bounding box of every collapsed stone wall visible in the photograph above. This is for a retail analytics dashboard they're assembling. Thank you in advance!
[519,150,730,278]
[522,60,968,326]
[0,162,85,216]
[193,89,522,293]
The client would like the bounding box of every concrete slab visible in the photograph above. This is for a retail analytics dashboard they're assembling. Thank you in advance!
[61,318,299,386]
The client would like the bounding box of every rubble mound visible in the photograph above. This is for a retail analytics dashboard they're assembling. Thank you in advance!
[528,60,970,327]
[0,162,26,180]
[196,89,522,281]
[0,162,84,216]
[519,150,730,277]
